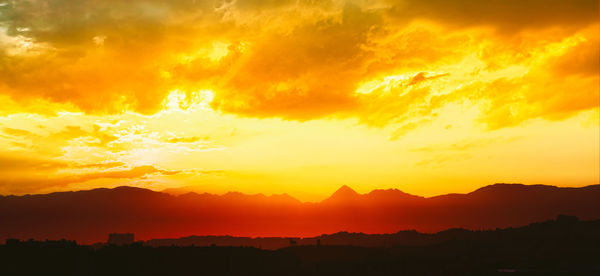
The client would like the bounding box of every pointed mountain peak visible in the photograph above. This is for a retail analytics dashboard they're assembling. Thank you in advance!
[336,185,358,194]
[325,185,360,202]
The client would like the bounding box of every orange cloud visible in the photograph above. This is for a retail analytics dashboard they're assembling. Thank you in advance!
[0,165,179,194]
[0,0,597,131]
[75,162,125,169]
[2,127,35,137]
[385,0,598,31]
[0,153,67,171]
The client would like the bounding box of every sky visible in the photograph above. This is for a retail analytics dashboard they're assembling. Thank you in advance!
[0,0,598,201]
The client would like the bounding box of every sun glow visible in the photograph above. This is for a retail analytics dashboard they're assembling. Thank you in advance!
[163,89,215,112]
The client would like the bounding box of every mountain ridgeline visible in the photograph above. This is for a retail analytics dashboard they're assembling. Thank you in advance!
[1,184,599,243]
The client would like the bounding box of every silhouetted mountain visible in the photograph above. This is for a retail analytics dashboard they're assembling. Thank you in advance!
[323,185,361,203]
[1,183,599,243]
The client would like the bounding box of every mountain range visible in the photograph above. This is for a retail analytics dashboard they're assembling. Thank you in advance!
[1,183,599,244]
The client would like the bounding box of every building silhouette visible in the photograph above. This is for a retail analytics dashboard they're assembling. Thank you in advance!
[107,233,134,245]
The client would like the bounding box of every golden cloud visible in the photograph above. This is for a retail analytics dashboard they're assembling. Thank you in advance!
[0,165,179,194]
[385,0,598,31]
[0,0,597,130]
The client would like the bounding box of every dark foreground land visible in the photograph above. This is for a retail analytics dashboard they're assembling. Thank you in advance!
[1,216,599,275]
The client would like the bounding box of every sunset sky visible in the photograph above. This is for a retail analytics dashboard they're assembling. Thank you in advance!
[0,0,598,201]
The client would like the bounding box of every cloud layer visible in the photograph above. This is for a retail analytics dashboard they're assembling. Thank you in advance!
[0,0,597,129]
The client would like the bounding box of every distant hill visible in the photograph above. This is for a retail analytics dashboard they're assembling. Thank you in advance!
[145,214,595,249]
[1,184,599,244]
